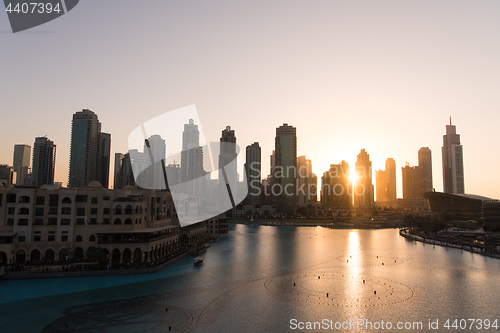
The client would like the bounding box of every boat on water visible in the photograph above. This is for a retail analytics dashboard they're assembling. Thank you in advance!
[193,257,204,266]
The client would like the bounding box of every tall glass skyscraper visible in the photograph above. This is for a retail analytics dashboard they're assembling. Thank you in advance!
[68,109,111,188]
[354,149,374,207]
[442,118,464,194]
[32,136,56,187]
[275,123,297,215]
[13,144,31,185]
[245,142,261,206]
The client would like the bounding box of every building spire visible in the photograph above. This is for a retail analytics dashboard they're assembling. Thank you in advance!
[450,116,452,125]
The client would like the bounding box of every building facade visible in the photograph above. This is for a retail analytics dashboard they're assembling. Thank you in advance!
[354,149,374,207]
[442,118,464,194]
[245,142,261,206]
[296,156,317,207]
[13,144,31,185]
[0,182,212,265]
[274,124,297,215]
[32,136,56,187]
[68,109,111,188]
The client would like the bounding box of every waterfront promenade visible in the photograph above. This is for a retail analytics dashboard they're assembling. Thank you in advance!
[399,228,500,259]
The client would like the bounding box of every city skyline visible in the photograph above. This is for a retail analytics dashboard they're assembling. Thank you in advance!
[2,1,500,200]
[0,116,493,203]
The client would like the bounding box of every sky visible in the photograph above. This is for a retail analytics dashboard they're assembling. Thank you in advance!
[1,0,500,199]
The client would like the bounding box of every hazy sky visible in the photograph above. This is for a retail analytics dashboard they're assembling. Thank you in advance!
[1,0,499,199]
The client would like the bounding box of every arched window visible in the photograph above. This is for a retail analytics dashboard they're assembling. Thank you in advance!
[125,205,133,214]
[124,218,132,225]
[19,196,30,203]
[62,197,72,204]
[76,235,82,242]
[113,218,122,225]
[115,205,122,214]
[89,235,96,242]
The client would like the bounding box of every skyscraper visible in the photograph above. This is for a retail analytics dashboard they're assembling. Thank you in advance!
[354,149,374,207]
[32,136,56,187]
[13,144,31,185]
[98,133,111,188]
[274,123,297,215]
[375,158,396,203]
[180,119,204,196]
[219,126,237,206]
[114,152,135,189]
[296,156,317,206]
[321,161,351,209]
[68,109,111,188]
[245,142,261,206]
[402,162,417,199]
[418,147,433,194]
[442,118,464,194]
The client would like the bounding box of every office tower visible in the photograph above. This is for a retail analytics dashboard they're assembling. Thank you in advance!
[219,126,237,206]
[114,153,135,189]
[180,119,204,196]
[402,162,418,199]
[296,156,317,206]
[376,158,396,203]
[245,142,261,206]
[442,118,464,194]
[114,153,124,189]
[68,109,111,188]
[97,133,111,188]
[418,147,433,194]
[13,144,31,185]
[375,169,386,202]
[385,158,397,201]
[354,149,374,207]
[32,136,56,187]
[143,134,166,189]
[322,161,351,209]
[274,123,297,215]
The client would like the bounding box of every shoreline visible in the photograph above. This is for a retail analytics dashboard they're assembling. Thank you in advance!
[399,228,500,260]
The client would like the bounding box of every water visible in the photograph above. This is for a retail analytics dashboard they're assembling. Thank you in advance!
[1,223,500,332]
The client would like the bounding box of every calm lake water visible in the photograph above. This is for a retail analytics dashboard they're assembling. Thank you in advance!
[1,223,500,332]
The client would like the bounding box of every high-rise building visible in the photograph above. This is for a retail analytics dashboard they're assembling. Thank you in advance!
[114,153,135,189]
[418,147,433,194]
[32,136,56,187]
[219,126,237,206]
[13,144,31,185]
[245,142,261,206]
[402,162,418,199]
[321,161,351,209]
[68,109,111,188]
[180,119,204,196]
[442,118,464,194]
[274,123,297,215]
[297,156,317,206]
[401,148,433,199]
[385,158,397,201]
[375,169,386,202]
[354,149,374,207]
[375,158,396,203]
[143,134,166,189]
[98,133,111,188]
